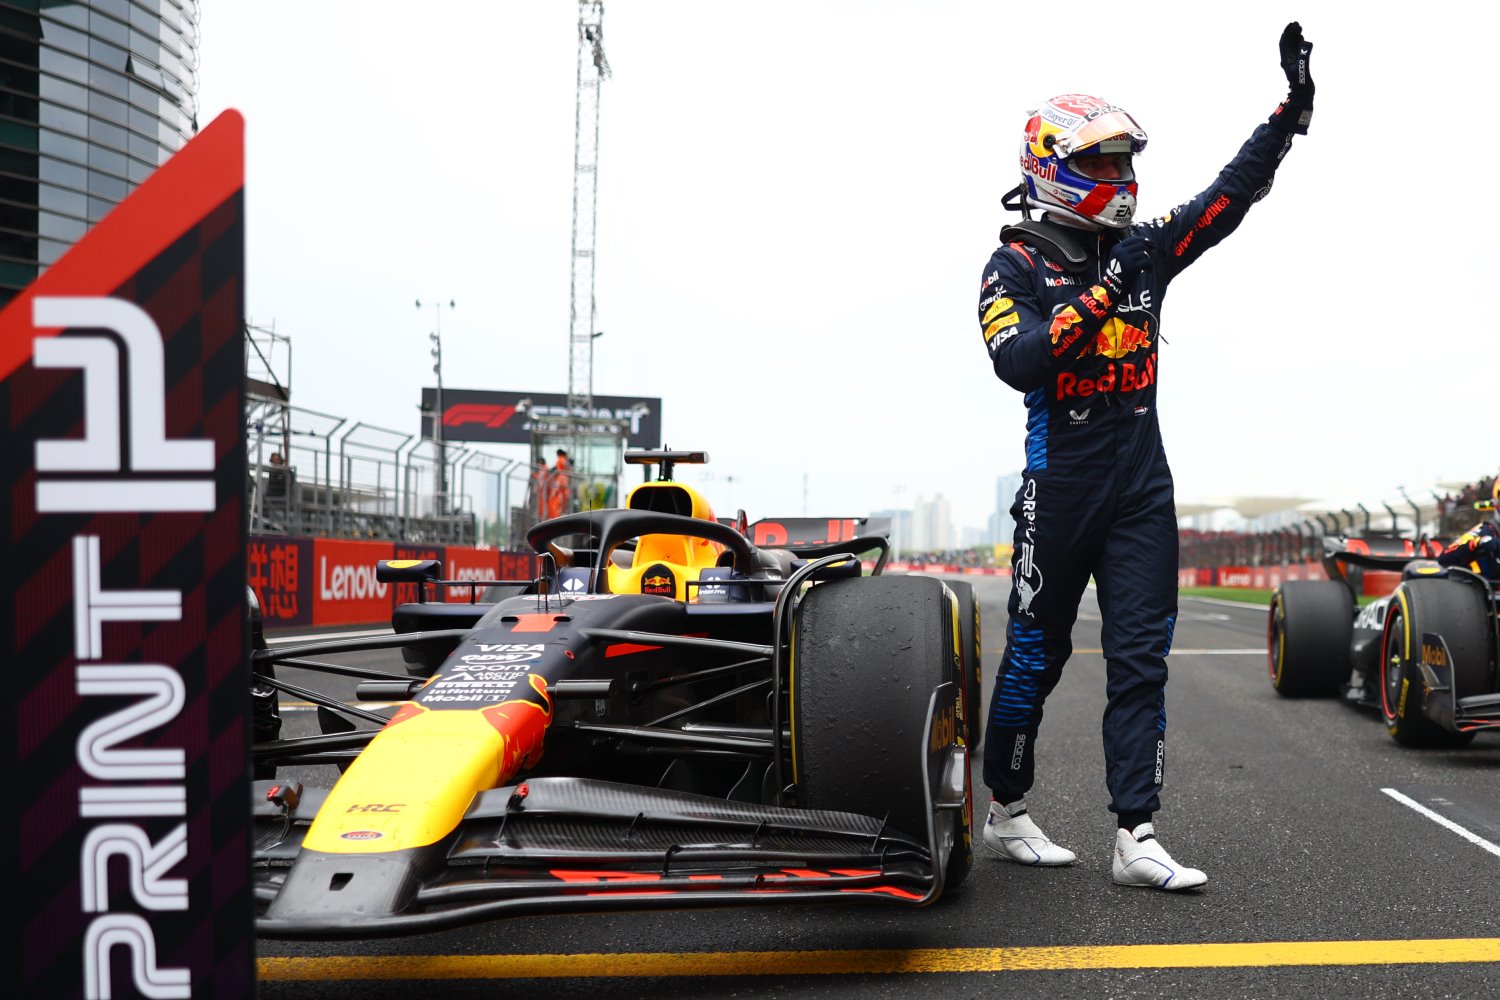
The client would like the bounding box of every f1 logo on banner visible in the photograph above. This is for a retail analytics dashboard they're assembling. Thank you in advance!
[0,112,253,999]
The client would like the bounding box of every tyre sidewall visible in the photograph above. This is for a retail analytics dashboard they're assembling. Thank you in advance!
[1380,581,1482,747]
[791,575,972,887]
[945,579,982,750]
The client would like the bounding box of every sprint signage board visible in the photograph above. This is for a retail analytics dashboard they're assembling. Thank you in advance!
[0,112,252,997]
[420,386,663,447]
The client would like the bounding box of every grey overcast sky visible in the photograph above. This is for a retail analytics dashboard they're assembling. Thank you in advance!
[196,2,1495,534]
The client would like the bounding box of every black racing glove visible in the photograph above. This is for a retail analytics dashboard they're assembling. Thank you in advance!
[1045,235,1153,361]
[1271,21,1314,135]
[1099,234,1153,302]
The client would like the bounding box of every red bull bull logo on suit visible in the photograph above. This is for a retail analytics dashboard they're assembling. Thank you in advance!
[1091,317,1152,359]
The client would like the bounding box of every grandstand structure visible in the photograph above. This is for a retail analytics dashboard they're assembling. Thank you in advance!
[1174,480,1494,571]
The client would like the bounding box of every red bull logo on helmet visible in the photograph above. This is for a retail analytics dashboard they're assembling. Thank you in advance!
[1021,150,1057,182]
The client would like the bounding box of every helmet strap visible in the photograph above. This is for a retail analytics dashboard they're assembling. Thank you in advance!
[1000,183,1029,219]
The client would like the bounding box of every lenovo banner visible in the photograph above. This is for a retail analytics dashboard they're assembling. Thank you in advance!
[419,386,662,447]
[1196,563,1327,589]
[314,538,398,626]
[0,113,253,996]
[250,535,540,629]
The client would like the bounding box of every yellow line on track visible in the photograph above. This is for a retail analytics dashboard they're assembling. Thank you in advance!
[258,939,1500,980]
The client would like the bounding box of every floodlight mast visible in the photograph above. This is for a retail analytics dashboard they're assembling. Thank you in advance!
[567,0,609,419]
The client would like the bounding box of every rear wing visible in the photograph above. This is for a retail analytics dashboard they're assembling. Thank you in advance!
[1319,534,1446,582]
[745,516,892,547]
[744,517,892,575]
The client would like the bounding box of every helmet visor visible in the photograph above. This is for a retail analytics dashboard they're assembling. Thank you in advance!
[1070,152,1135,182]
[1054,109,1147,158]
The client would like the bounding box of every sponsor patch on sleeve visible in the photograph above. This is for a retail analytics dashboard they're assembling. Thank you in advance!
[982,297,1014,324]
[983,311,1020,343]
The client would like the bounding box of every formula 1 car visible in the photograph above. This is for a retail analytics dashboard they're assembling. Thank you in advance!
[250,450,974,938]
[1267,533,1500,747]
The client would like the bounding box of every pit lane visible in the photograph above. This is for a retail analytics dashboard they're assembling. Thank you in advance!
[257,576,1500,998]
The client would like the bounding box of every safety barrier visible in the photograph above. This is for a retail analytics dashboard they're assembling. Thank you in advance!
[250,535,538,629]
[1181,564,1328,589]
[260,547,1374,629]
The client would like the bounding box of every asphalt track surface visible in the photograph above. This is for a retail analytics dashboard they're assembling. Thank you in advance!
[257,576,1500,999]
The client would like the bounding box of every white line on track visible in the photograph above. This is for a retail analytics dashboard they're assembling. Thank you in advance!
[1179,596,1271,611]
[1382,787,1500,860]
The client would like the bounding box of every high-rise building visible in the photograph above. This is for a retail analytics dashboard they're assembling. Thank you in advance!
[910,493,953,553]
[991,471,1023,544]
[870,507,911,557]
[0,0,200,304]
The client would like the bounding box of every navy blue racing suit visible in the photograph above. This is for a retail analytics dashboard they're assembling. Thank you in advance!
[977,121,1302,821]
[1437,521,1500,581]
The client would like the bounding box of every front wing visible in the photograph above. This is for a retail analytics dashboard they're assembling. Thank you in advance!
[255,770,959,938]
[256,680,967,938]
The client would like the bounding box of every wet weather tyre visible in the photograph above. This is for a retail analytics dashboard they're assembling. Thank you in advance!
[792,574,973,891]
[1380,579,1482,748]
[947,579,984,751]
[1267,581,1353,697]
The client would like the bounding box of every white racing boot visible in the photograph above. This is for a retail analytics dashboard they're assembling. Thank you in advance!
[982,799,1077,866]
[1112,822,1208,890]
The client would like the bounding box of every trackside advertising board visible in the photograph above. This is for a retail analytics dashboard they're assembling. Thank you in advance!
[249,535,540,628]
[0,113,252,997]
[419,386,663,447]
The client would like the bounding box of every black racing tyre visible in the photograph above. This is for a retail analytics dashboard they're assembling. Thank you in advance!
[1380,579,1482,748]
[1267,581,1354,697]
[946,579,984,751]
[791,574,972,891]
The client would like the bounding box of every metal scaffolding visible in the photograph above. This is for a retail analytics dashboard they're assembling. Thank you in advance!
[566,0,609,416]
[243,324,528,546]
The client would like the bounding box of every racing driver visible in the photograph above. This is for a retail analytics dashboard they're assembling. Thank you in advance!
[975,23,1314,890]
[1437,479,1500,580]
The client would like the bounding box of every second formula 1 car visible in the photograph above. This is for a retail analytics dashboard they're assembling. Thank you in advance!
[1267,533,1500,747]
[249,450,974,938]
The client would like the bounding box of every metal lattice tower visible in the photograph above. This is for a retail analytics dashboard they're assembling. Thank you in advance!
[567,0,610,415]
